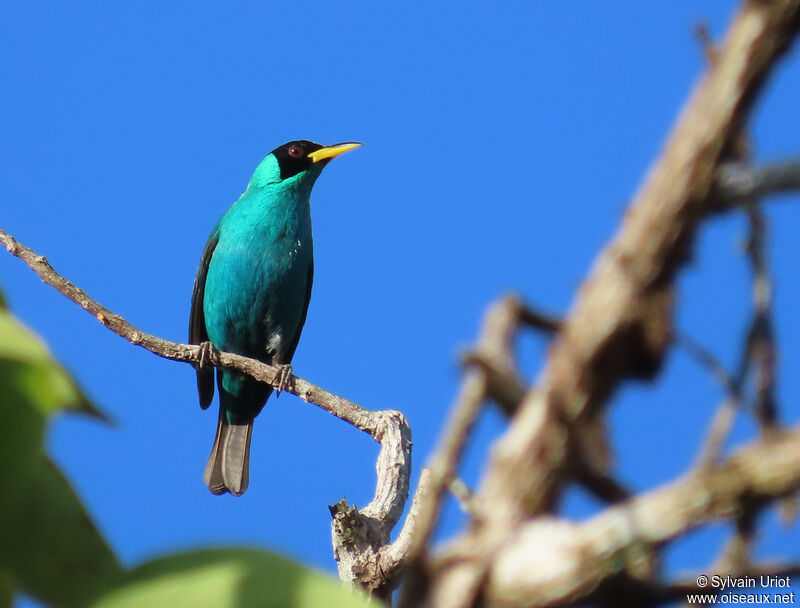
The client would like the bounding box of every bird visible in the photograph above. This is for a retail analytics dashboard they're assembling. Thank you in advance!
[189,140,361,496]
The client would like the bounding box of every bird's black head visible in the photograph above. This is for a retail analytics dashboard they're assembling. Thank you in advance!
[270,140,363,181]
[271,140,325,180]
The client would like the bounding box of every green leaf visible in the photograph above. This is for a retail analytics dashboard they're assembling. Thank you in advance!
[91,550,371,608]
[0,569,12,608]
[0,301,119,606]
[0,308,106,420]
[0,458,123,607]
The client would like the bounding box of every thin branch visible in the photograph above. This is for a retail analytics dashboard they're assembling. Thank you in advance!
[448,477,477,516]
[743,206,779,432]
[700,201,782,589]
[399,294,528,607]
[713,159,800,210]
[462,302,561,417]
[572,459,632,505]
[696,397,740,470]
[517,306,561,334]
[711,507,759,582]
[0,226,414,598]
[681,205,781,471]
[676,331,739,398]
[410,295,528,552]
[0,227,381,434]
[460,351,525,417]
[677,331,745,470]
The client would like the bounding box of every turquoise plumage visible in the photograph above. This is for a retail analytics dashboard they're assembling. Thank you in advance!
[189,140,360,496]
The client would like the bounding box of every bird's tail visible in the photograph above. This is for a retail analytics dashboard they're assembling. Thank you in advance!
[204,412,253,497]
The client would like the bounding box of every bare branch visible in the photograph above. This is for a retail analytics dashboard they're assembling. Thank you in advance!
[460,351,525,417]
[743,206,779,432]
[677,331,745,470]
[479,0,800,525]
[0,225,415,598]
[399,294,528,606]
[680,207,780,470]
[461,301,560,418]
[330,410,412,599]
[676,331,739,398]
[702,190,782,586]
[480,428,800,608]
[713,159,800,209]
[696,397,740,470]
[410,295,529,552]
[517,306,561,335]
[572,460,632,505]
[694,21,719,68]
[424,3,800,605]
[375,468,432,587]
[591,561,800,607]
[447,477,477,516]
[0,227,380,434]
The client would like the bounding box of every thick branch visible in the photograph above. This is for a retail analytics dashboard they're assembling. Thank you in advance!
[427,3,800,605]
[482,427,800,608]
[479,0,800,527]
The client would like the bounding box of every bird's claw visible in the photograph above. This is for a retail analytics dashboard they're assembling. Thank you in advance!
[198,341,217,369]
[274,364,293,397]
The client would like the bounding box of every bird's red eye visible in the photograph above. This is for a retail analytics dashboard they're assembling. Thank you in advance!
[288,145,303,158]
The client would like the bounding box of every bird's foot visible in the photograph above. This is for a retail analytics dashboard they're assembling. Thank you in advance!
[198,341,218,369]
[274,364,293,397]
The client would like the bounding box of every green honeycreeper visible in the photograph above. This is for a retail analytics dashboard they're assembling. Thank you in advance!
[189,140,361,496]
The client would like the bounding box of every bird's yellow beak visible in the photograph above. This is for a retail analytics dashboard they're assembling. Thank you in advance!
[308,142,363,163]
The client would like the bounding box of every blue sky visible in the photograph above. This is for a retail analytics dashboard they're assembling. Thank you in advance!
[2,1,799,605]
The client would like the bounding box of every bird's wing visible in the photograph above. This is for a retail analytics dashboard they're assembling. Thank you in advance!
[282,261,314,364]
[189,226,220,409]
